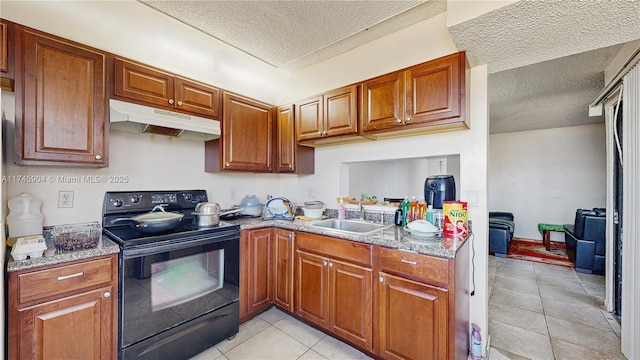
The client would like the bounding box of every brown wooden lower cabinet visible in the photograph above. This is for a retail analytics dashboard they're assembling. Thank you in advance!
[8,254,118,360]
[272,228,295,311]
[295,232,374,351]
[377,272,448,359]
[240,228,273,321]
[239,229,470,360]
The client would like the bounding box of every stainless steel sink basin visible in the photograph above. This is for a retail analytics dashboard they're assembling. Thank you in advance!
[311,219,389,234]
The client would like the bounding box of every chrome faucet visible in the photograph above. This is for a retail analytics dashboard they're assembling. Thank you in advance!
[358,200,365,220]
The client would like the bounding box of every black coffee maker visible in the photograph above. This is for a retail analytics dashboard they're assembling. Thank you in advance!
[424,175,456,209]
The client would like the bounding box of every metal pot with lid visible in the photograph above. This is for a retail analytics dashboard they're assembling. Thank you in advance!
[111,205,184,233]
[192,202,241,228]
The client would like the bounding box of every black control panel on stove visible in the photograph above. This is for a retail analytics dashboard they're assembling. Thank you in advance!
[103,190,208,213]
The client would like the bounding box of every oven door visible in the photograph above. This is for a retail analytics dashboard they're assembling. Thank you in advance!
[119,231,239,357]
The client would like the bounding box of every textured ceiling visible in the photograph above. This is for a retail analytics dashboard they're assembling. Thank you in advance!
[137,0,640,134]
[448,0,640,134]
[140,0,445,71]
[489,45,623,134]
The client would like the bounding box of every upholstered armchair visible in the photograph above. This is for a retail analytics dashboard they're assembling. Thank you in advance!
[489,212,515,257]
[563,208,606,274]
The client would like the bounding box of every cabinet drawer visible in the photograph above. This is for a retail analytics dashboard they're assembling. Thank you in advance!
[377,247,449,286]
[17,257,115,305]
[296,233,372,267]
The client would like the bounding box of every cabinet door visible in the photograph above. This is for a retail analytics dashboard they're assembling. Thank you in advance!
[276,105,296,173]
[295,250,330,329]
[324,85,358,137]
[222,92,273,171]
[377,272,448,360]
[1,21,7,73]
[295,95,323,141]
[114,58,174,108]
[240,228,272,320]
[16,30,107,166]
[272,229,294,311]
[174,76,220,118]
[405,52,462,125]
[329,259,373,351]
[16,286,115,360]
[361,71,405,132]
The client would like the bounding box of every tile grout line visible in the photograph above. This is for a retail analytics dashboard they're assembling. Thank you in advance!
[534,263,558,360]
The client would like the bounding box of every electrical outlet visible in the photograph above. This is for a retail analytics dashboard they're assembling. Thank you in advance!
[230,188,237,200]
[468,191,479,207]
[58,191,74,208]
[308,187,315,199]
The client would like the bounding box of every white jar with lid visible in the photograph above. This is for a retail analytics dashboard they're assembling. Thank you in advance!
[7,193,44,241]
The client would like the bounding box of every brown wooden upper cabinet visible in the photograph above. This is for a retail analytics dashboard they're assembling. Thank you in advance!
[1,21,8,73]
[114,58,220,119]
[14,27,108,167]
[276,105,314,174]
[295,85,358,142]
[362,51,467,134]
[205,92,273,172]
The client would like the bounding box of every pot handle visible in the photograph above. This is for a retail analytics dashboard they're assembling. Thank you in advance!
[220,208,243,216]
[151,205,167,213]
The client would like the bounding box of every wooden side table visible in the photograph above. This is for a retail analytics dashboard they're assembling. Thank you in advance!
[537,223,565,250]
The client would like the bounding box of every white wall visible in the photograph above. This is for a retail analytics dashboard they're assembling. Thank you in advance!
[347,155,460,201]
[1,4,491,354]
[488,124,606,240]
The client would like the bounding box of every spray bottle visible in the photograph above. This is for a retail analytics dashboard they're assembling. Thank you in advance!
[338,198,346,220]
[470,323,482,360]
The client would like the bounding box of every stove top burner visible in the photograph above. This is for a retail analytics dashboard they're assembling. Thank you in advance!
[102,190,240,248]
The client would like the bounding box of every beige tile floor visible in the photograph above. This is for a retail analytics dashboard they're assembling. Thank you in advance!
[191,255,625,360]
[191,307,372,360]
[488,255,625,360]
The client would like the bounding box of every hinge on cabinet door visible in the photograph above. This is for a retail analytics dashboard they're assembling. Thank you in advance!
[614,210,619,225]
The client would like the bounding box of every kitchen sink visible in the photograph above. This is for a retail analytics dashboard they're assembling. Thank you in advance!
[311,219,389,234]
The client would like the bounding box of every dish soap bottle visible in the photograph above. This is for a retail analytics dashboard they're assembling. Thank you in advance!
[338,198,346,220]
[401,196,410,227]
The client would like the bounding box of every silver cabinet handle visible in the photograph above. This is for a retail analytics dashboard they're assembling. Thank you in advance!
[323,260,328,266]
[322,131,328,136]
[400,258,418,265]
[95,154,102,160]
[104,292,111,298]
[57,272,84,281]
[405,116,412,123]
[379,276,384,283]
[329,262,333,268]
[168,99,175,105]
[177,101,183,106]
[225,162,230,168]
[396,118,402,123]
[318,131,323,136]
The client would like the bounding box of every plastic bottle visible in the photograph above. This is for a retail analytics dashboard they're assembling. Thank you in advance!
[426,205,434,224]
[7,193,44,246]
[394,203,403,226]
[418,200,427,221]
[401,196,410,227]
[470,323,482,360]
[409,196,418,222]
[338,198,346,220]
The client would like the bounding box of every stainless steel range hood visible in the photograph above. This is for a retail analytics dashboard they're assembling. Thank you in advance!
[109,99,220,141]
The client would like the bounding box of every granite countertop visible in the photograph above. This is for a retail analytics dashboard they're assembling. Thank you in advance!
[7,230,120,273]
[7,217,467,273]
[232,217,469,259]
